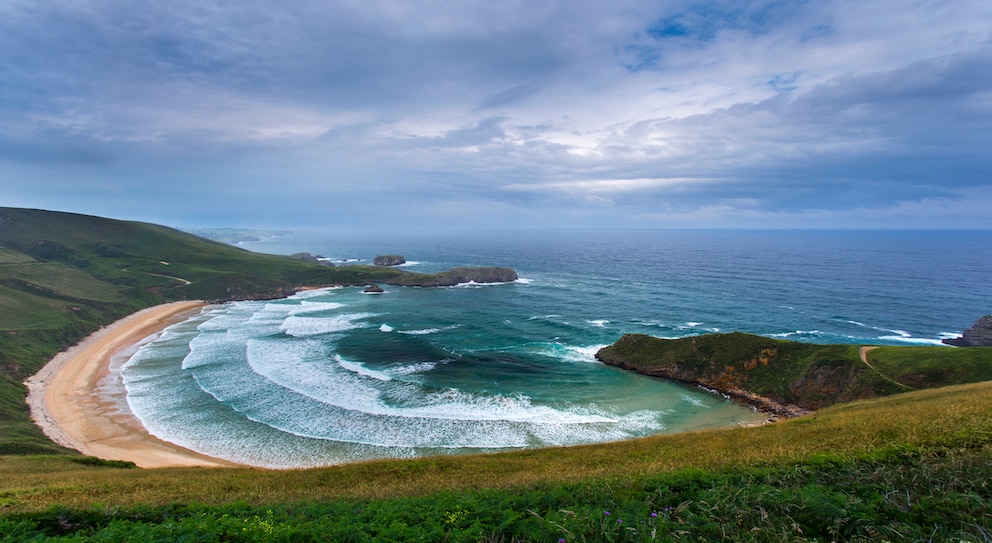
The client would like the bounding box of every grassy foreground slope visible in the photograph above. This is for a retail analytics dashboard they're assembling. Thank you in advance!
[1,381,991,540]
[0,207,511,455]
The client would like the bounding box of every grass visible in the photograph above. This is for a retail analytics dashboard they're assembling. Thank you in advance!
[4,450,990,542]
[1,381,992,540]
[1,262,122,303]
[867,345,992,388]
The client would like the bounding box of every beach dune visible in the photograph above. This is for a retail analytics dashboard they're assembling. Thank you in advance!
[25,302,244,468]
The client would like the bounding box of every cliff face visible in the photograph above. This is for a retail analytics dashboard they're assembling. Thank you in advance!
[596,333,893,417]
[943,315,992,347]
[373,255,406,266]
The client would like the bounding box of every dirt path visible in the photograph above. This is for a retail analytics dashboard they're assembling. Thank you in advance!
[147,272,192,285]
[859,346,912,391]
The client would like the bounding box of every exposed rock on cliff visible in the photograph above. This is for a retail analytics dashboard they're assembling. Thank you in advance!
[374,255,406,266]
[943,315,992,347]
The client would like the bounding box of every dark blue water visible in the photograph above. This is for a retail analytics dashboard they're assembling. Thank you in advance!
[120,229,992,468]
[250,229,990,343]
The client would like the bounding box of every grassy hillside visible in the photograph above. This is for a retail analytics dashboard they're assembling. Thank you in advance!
[597,332,992,415]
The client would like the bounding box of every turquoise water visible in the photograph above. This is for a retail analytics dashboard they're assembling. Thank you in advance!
[121,229,992,468]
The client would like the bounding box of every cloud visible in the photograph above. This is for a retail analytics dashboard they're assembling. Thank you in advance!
[0,0,990,228]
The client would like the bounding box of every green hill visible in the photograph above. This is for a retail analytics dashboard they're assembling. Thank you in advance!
[0,207,513,455]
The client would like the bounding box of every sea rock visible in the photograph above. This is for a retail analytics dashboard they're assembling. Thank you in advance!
[444,267,517,284]
[943,315,992,347]
[364,284,384,293]
[374,255,406,266]
[387,267,518,287]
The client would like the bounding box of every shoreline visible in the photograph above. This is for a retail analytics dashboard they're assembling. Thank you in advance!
[25,301,246,469]
[596,358,811,421]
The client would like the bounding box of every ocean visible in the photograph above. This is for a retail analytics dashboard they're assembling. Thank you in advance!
[119,229,992,468]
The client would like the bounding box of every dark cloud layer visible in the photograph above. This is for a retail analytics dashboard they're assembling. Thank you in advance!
[1,0,990,228]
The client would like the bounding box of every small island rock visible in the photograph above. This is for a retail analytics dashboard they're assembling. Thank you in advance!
[364,284,384,294]
[374,255,406,266]
[943,315,992,347]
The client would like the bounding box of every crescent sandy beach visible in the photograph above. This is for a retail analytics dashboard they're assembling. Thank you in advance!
[25,301,244,469]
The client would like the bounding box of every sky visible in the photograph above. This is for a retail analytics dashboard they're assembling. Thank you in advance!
[1,0,991,230]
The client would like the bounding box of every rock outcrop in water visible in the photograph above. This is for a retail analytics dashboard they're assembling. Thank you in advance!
[943,315,992,347]
[385,267,518,287]
[374,255,406,266]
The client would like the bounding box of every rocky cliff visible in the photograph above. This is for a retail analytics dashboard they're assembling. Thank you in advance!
[374,255,406,266]
[943,315,992,347]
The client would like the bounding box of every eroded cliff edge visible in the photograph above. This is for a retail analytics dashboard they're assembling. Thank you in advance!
[943,315,992,347]
[596,333,909,418]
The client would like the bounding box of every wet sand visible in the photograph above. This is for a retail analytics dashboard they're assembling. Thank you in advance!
[25,302,245,468]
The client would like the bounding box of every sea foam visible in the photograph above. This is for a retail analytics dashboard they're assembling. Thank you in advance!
[279,312,376,337]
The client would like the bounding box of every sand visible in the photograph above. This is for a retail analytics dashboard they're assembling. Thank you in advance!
[25,301,245,468]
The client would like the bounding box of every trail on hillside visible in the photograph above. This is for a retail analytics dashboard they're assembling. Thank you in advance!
[859,346,913,391]
[148,272,192,286]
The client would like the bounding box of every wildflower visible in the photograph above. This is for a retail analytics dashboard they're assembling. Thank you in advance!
[617,519,622,525]
[651,512,658,518]
[605,511,610,516]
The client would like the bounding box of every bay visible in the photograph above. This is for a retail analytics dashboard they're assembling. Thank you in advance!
[120,229,992,468]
